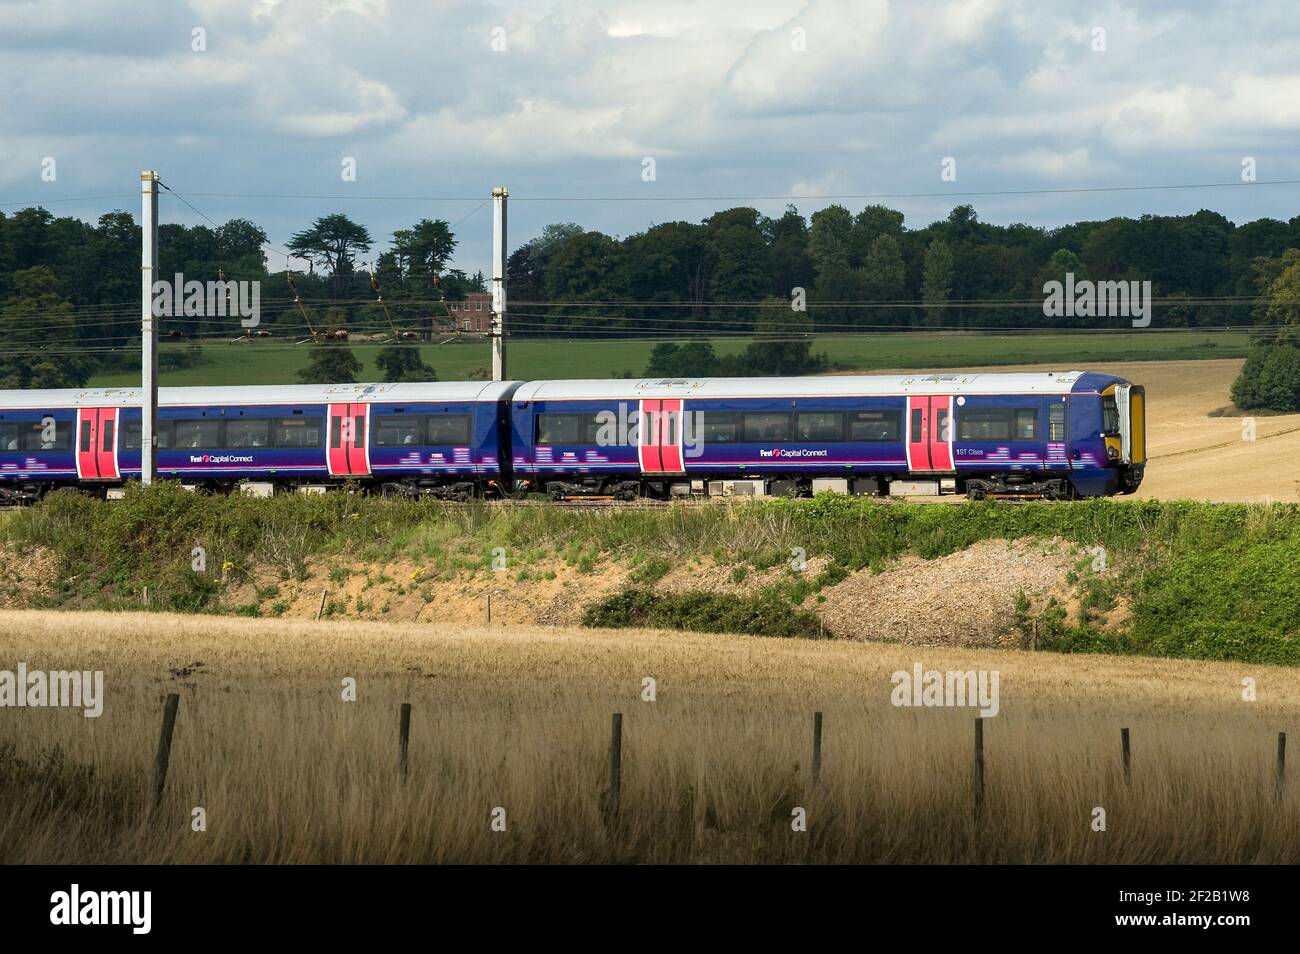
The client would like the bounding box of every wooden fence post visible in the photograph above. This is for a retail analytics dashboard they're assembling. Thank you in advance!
[399,703,411,783]
[1121,727,1132,786]
[605,712,622,820]
[485,592,492,625]
[151,693,180,811]
[1277,732,1287,801]
[811,711,823,786]
[316,588,328,621]
[973,718,985,818]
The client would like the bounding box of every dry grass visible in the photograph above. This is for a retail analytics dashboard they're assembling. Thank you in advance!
[1,609,1297,864]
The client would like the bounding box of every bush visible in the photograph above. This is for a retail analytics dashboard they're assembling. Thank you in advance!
[1230,341,1300,411]
[583,588,823,638]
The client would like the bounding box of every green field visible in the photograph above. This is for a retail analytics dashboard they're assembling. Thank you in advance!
[86,331,1251,387]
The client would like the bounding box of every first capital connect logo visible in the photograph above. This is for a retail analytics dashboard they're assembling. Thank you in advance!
[759,447,829,458]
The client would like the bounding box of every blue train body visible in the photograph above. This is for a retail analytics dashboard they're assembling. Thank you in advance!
[0,371,1145,502]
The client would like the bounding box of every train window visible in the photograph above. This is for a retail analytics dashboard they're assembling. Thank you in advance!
[959,409,1011,441]
[1049,403,1066,442]
[80,421,92,452]
[1014,409,1038,440]
[0,423,19,451]
[374,418,422,447]
[354,414,365,448]
[959,408,1040,441]
[910,409,923,442]
[101,420,115,451]
[700,412,737,443]
[796,412,843,442]
[273,418,321,448]
[19,421,72,451]
[123,421,140,450]
[427,414,471,445]
[1102,395,1119,435]
[536,414,587,445]
[174,420,220,449]
[936,408,950,443]
[226,419,270,448]
[741,412,790,443]
[848,410,900,442]
[123,421,174,450]
[330,417,342,449]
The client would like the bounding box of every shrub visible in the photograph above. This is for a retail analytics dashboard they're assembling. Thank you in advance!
[1230,341,1300,411]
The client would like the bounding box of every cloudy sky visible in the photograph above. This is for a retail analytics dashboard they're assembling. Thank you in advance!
[2,0,1299,275]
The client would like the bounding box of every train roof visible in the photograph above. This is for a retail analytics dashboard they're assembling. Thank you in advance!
[511,371,1125,402]
[0,381,523,409]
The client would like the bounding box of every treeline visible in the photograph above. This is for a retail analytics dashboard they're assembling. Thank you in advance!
[0,207,485,388]
[507,204,1300,333]
[3,202,1300,396]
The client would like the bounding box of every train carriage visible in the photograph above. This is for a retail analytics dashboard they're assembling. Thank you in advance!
[0,381,521,502]
[509,371,1145,500]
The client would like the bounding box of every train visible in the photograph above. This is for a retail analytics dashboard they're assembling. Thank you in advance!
[0,370,1146,503]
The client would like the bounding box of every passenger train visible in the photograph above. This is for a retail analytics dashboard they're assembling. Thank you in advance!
[0,371,1146,502]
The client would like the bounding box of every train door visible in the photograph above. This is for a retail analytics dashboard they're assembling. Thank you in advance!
[326,402,371,477]
[637,398,685,475]
[905,395,954,473]
[76,407,120,480]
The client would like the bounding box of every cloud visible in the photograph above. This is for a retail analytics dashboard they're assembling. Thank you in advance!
[1,0,1298,276]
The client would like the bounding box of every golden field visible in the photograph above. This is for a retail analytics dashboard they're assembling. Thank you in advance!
[1,609,1298,864]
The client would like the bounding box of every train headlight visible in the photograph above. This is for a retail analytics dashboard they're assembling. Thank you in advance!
[1107,445,1120,460]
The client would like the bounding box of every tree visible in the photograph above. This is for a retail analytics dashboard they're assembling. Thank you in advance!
[860,234,906,327]
[725,297,823,376]
[1230,249,1300,411]
[287,214,372,294]
[375,346,436,383]
[808,204,854,275]
[921,239,954,327]
[0,266,95,388]
[1231,340,1300,412]
[644,340,720,377]
[1261,249,1300,329]
[390,219,456,278]
[297,344,362,384]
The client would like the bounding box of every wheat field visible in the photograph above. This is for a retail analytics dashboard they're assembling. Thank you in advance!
[1,609,1297,864]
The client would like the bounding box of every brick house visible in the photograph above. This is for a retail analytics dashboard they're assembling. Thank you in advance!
[444,292,492,333]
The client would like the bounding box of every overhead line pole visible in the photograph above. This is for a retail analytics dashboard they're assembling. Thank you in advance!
[491,186,508,381]
[141,171,160,486]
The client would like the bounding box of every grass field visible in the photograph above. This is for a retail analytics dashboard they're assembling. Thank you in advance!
[86,331,1251,387]
[5,486,1300,664]
[0,610,1295,864]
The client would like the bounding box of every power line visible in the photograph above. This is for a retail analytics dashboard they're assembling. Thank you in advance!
[9,176,1300,211]
[0,193,136,208]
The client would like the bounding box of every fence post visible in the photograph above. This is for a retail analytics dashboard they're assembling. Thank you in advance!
[1277,732,1287,801]
[151,693,180,811]
[485,592,491,625]
[811,711,823,786]
[316,588,328,621]
[973,718,985,818]
[1121,727,1132,786]
[399,703,411,783]
[605,712,622,820]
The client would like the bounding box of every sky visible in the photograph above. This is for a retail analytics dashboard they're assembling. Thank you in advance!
[2,0,1300,276]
